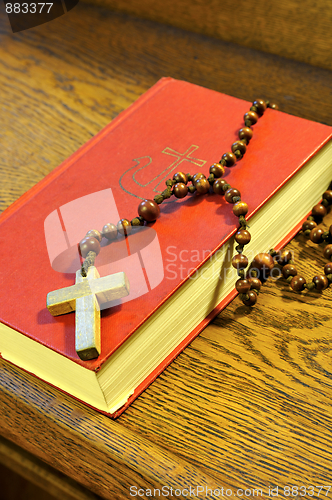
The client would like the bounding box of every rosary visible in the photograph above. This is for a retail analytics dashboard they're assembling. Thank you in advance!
[47,98,332,360]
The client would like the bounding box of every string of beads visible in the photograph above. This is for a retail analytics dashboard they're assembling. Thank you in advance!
[79,98,273,278]
[236,186,332,306]
[78,98,332,307]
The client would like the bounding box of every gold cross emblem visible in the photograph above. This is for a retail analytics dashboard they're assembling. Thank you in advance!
[47,267,130,360]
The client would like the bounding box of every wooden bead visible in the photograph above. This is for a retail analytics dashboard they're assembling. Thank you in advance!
[232,254,248,269]
[312,204,327,218]
[290,276,306,291]
[131,217,144,227]
[235,229,251,245]
[268,103,279,110]
[225,188,241,203]
[252,253,274,272]
[195,178,210,195]
[323,190,332,203]
[221,152,237,167]
[173,183,188,198]
[310,227,324,243]
[238,127,253,142]
[213,179,228,195]
[235,279,251,293]
[192,172,206,184]
[302,220,317,231]
[86,229,102,242]
[242,290,257,306]
[79,237,101,258]
[231,141,247,155]
[275,249,292,266]
[324,262,332,275]
[312,274,329,291]
[248,277,262,291]
[282,264,297,278]
[253,99,267,115]
[138,199,160,222]
[244,111,259,124]
[102,223,118,241]
[117,219,132,236]
[173,172,187,184]
[323,244,332,260]
[233,201,248,217]
[209,163,225,178]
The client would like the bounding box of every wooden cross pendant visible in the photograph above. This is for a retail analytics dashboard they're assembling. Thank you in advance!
[47,267,130,360]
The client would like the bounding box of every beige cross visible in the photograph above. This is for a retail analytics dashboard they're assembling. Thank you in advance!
[47,266,130,360]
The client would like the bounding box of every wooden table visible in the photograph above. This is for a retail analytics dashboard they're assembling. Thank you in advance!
[1,3,332,499]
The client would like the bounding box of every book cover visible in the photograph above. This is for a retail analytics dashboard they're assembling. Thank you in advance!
[0,77,331,416]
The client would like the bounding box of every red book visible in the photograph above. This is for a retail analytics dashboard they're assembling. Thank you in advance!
[0,78,331,417]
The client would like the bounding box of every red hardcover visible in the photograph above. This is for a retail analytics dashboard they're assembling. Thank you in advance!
[0,77,331,417]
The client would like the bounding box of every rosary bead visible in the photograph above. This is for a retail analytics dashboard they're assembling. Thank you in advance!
[248,277,262,291]
[323,190,332,203]
[310,227,324,243]
[195,178,210,195]
[173,183,188,199]
[79,237,101,258]
[290,275,306,291]
[242,290,257,306]
[323,244,332,260]
[154,194,164,204]
[330,224,332,236]
[192,172,206,184]
[312,275,329,291]
[231,141,247,155]
[252,253,275,272]
[209,163,225,178]
[244,111,259,125]
[86,229,102,242]
[233,201,248,217]
[117,219,132,236]
[225,188,241,203]
[131,216,145,227]
[138,199,160,222]
[268,103,279,110]
[166,179,175,188]
[235,229,251,245]
[282,264,297,278]
[221,152,236,167]
[212,179,228,194]
[188,185,196,193]
[208,174,215,184]
[102,223,118,241]
[235,279,251,293]
[173,172,188,184]
[161,188,172,199]
[275,249,292,266]
[253,99,267,115]
[324,262,332,275]
[312,204,327,218]
[238,127,253,142]
[232,254,249,269]
[302,220,317,231]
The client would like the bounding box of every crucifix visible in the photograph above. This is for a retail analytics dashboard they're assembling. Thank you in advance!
[47,267,130,360]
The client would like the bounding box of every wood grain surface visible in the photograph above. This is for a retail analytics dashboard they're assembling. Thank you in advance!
[0,435,101,500]
[81,0,332,71]
[1,4,332,499]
